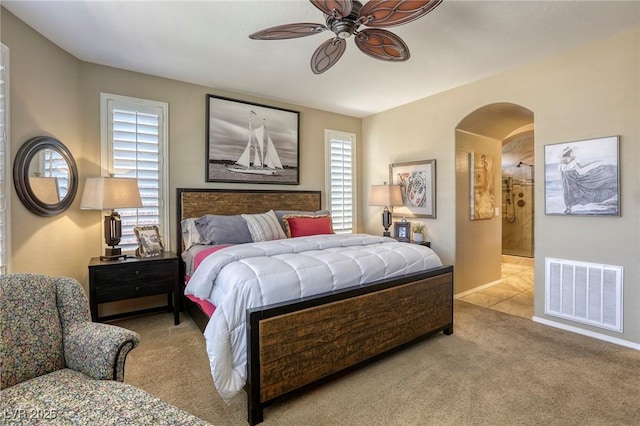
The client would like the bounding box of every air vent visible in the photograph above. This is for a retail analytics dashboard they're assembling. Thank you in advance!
[545,258,622,332]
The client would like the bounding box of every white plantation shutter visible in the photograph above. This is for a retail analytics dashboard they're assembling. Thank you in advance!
[0,44,10,274]
[41,149,69,200]
[325,130,356,234]
[102,94,169,252]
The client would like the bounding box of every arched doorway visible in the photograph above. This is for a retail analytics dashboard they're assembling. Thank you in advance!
[454,103,534,318]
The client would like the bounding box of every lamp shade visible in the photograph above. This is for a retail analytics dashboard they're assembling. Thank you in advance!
[368,184,403,207]
[80,177,143,210]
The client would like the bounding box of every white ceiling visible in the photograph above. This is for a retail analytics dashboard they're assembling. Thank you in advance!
[3,1,639,118]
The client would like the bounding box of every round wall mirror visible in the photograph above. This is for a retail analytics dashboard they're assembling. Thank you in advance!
[13,136,78,216]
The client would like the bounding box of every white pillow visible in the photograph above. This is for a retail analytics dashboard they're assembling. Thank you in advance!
[241,210,287,242]
[181,218,205,249]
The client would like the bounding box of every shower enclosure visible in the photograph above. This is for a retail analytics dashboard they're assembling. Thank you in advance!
[502,164,534,257]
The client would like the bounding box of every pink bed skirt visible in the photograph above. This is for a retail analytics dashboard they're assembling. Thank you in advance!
[186,294,216,318]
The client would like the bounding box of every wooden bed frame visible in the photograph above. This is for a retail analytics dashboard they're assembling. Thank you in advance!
[176,188,454,425]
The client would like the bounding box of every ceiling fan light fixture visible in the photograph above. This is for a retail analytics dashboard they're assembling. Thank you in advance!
[326,2,362,39]
[249,0,442,74]
[328,18,359,38]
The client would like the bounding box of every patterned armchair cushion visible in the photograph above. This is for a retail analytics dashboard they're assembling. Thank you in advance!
[0,369,211,425]
[55,275,92,325]
[1,273,65,389]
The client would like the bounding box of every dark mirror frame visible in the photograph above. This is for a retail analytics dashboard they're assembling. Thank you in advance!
[13,136,78,216]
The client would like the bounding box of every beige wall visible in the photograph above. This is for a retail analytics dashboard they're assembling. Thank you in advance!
[1,7,92,283]
[363,28,640,345]
[454,131,502,294]
[2,10,362,315]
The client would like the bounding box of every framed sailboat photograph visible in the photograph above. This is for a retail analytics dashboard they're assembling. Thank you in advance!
[206,94,300,184]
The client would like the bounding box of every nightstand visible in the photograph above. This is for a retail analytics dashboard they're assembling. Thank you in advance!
[88,252,180,325]
[413,241,431,248]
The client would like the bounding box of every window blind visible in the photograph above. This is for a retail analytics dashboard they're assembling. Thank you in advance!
[0,44,10,274]
[103,94,167,252]
[326,131,355,234]
[42,149,69,200]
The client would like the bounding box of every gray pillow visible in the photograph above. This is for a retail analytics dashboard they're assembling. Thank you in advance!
[274,210,330,233]
[194,214,253,245]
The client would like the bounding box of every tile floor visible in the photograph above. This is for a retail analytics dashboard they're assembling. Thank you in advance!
[458,255,534,319]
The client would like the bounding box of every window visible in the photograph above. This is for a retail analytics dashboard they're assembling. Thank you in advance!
[35,148,69,200]
[101,93,169,252]
[325,130,356,234]
[0,44,10,274]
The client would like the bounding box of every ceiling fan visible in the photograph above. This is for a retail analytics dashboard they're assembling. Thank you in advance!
[249,0,443,74]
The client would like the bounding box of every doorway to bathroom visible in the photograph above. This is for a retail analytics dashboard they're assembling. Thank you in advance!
[501,130,534,258]
[455,103,535,319]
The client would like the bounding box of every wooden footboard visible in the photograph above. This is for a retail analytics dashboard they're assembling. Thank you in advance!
[246,266,453,425]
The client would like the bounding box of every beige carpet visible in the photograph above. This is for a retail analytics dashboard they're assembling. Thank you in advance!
[114,301,640,425]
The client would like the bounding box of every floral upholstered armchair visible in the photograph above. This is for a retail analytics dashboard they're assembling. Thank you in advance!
[1,273,140,389]
[1,273,211,425]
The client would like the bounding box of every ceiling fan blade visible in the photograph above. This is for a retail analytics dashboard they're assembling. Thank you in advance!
[310,37,347,74]
[359,0,442,28]
[249,23,327,40]
[310,0,353,18]
[355,29,409,62]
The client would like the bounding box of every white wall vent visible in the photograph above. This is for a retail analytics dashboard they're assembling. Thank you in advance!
[545,258,623,332]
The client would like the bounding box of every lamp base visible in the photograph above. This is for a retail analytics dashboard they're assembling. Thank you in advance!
[100,247,127,261]
[382,208,392,237]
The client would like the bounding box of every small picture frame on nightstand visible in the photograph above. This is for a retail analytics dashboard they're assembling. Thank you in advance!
[394,221,410,242]
[134,225,164,257]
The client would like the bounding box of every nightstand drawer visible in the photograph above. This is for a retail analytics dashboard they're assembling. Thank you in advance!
[92,260,175,285]
[94,276,173,302]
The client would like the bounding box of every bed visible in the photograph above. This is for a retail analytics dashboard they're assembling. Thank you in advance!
[176,188,454,425]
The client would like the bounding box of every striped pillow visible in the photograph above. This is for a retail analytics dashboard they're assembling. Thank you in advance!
[241,210,287,242]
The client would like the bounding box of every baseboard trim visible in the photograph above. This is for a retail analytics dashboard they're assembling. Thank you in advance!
[532,316,640,350]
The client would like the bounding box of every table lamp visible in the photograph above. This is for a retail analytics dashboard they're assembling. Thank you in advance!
[80,176,143,260]
[368,182,403,237]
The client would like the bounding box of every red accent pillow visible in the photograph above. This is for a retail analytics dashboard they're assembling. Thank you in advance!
[283,215,333,238]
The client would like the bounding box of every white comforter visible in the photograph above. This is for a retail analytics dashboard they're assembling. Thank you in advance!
[184,234,442,403]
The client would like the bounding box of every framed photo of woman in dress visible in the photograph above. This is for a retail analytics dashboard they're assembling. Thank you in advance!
[544,136,619,216]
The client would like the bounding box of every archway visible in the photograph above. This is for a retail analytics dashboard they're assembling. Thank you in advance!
[454,103,534,297]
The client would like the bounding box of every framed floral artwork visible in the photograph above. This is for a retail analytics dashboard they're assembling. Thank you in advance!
[389,159,436,219]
